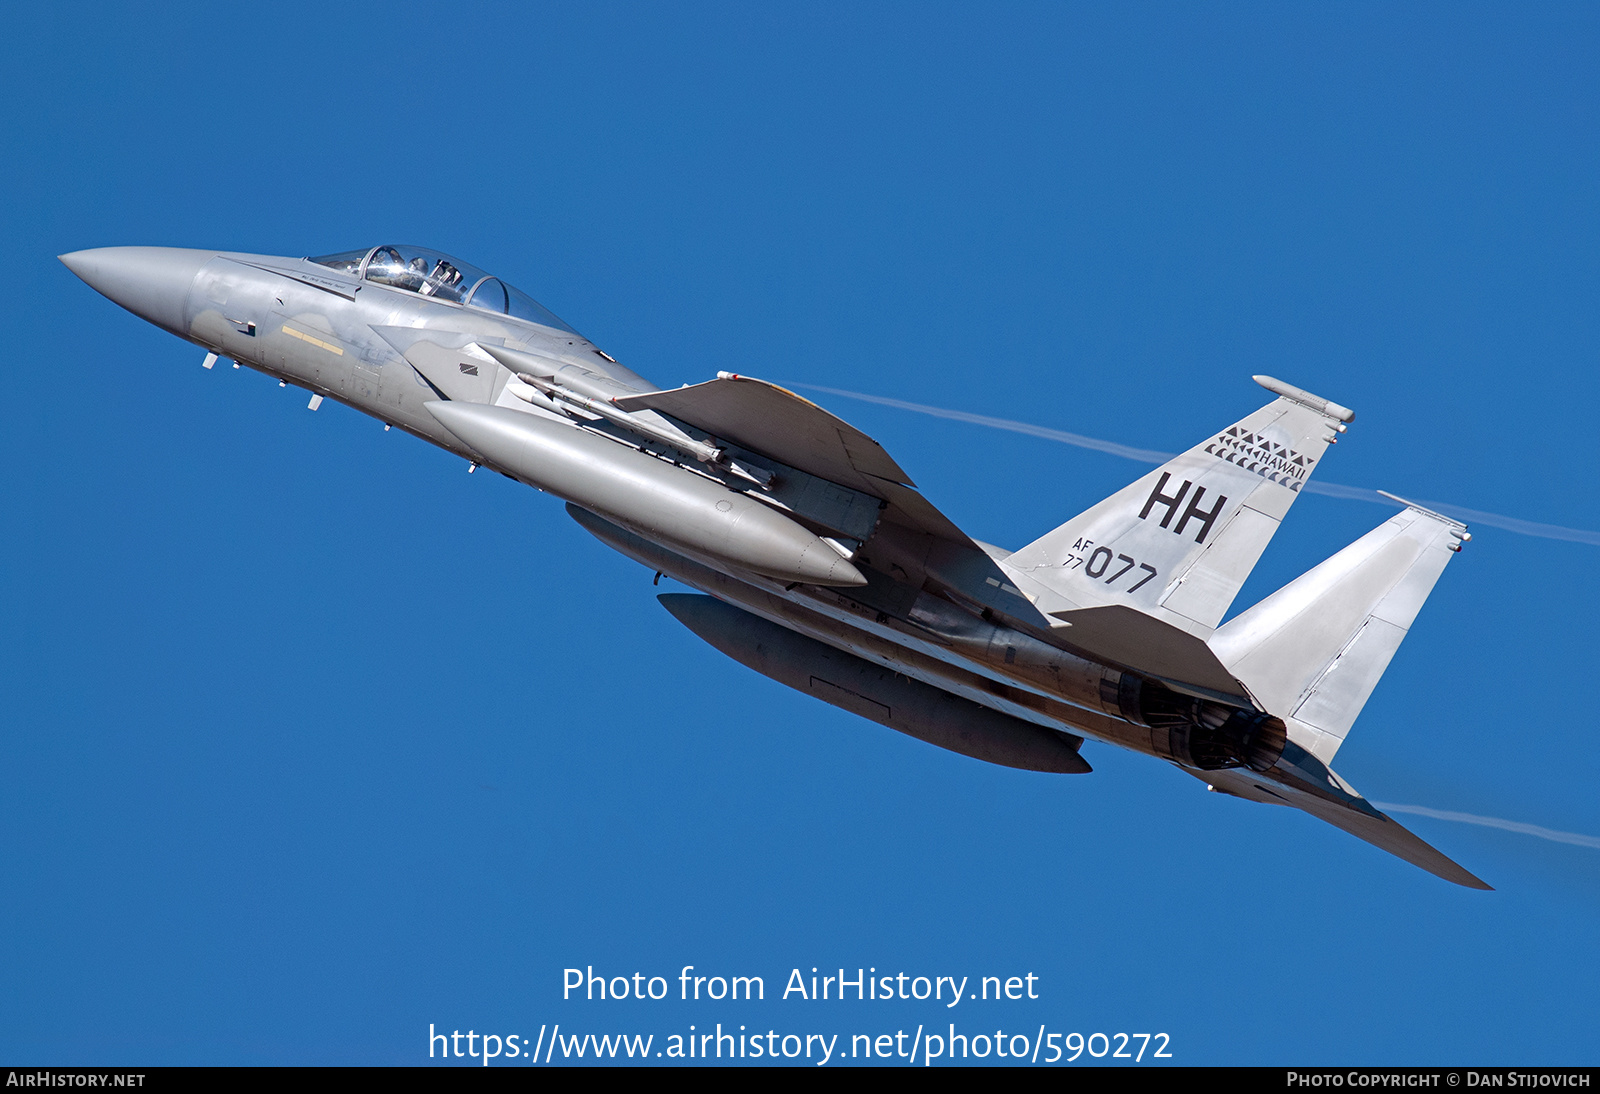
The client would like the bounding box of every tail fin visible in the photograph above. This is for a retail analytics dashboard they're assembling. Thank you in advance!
[1208,502,1469,765]
[1004,376,1353,636]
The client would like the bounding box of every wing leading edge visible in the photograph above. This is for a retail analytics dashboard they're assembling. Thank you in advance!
[615,374,977,546]
[619,374,1484,888]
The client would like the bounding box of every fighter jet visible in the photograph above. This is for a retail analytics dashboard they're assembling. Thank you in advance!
[60,243,1486,888]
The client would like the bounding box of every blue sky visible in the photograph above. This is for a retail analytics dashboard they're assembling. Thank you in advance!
[3,2,1597,1066]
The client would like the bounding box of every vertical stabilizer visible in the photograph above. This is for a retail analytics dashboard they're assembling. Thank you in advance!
[1208,504,1469,764]
[1003,377,1353,636]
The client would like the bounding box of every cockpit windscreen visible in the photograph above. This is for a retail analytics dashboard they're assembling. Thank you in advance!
[310,245,577,333]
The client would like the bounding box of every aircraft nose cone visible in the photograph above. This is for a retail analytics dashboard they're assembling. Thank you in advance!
[59,246,216,335]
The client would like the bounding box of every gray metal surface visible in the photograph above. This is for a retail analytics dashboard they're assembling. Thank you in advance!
[59,247,214,335]
[60,242,1485,888]
[425,401,867,588]
[617,375,917,487]
[659,593,1092,774]
[1211,505,1470,765]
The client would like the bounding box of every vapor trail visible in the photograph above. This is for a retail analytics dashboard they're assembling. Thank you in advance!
[793,384,1600,547]
[792,384,1600,852]
[793,384,1177,464]
[1372,803,1600,851]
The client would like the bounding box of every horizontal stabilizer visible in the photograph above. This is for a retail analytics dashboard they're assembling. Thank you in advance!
[1046,604,1251,705]
[1197,767,1490,889]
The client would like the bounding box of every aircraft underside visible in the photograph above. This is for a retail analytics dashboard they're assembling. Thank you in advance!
[58,243,1490,889]
[572,503,1486,890]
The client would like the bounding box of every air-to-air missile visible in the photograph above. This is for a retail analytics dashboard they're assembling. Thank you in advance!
[61,242,1487,888]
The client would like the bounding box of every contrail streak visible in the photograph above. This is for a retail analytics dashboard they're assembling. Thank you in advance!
[792,384,1600,852]
[1373,803,1600,851]
[792,384,1177,464]
[792,383,1600,547]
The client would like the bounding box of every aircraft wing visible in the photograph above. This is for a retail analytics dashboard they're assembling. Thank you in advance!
[612,376,1487,888]
[618,375,1260,701]
[614,375,977,545]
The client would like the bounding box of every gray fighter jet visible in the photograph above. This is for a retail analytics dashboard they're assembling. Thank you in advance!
[61,244,1486,888]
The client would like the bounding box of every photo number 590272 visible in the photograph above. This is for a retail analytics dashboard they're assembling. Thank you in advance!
[1044,1031,1172,1062]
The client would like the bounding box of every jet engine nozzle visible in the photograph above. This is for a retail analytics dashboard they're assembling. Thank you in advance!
[1111,674,1287,772]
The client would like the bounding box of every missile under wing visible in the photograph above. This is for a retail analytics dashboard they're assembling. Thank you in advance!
[608,371,1482,887]
[57,243,1485,888]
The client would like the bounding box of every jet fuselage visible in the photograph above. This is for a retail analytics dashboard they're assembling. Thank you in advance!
[60,243,1487,888]
[64,246,1147,769]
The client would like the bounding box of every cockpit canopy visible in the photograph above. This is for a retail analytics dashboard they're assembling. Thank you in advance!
[310,245,576,333]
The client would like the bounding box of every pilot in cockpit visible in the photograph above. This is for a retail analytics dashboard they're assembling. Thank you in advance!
[420,259,464,299]
[359,248,467,301]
